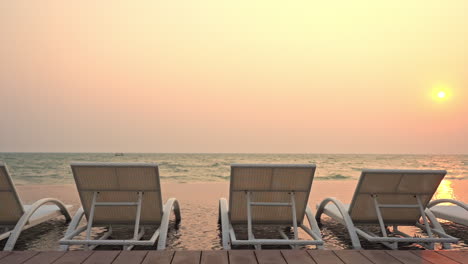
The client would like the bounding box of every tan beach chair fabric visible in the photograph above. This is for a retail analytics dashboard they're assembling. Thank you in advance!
[72,163,163,225]
[0,162,72,251]
[229,164,315,224]
[0,164,24,225]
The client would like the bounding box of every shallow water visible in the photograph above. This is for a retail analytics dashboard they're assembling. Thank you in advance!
[2,206,467,251]
[1,153,467,184]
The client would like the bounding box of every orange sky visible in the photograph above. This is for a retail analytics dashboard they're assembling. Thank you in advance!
[0,1,467,153]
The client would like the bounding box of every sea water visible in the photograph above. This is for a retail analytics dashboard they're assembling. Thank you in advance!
[0,153,467,184]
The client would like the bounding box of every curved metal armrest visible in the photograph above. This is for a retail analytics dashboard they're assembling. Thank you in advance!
[427,199,468,210]
[59,207,85,251]
[316,197,351,224]
[164,198,181,223]
[157,198,181,249]
[305,206,322,236]
[27,198,72,221]
[4,198,72,251]
[218,198,231,249]
[315,197,362,249]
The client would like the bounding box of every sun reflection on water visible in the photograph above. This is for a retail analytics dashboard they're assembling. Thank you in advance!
[433,179,456,204]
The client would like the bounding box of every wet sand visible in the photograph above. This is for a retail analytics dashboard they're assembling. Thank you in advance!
[4,180,468,250]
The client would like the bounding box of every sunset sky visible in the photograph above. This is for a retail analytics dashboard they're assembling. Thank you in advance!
[0,1,467,154]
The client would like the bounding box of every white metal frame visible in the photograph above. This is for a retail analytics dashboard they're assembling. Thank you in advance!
[426,199,468,228]
[0,162,72,251]
[59,193,180,250]
[316,195,459,250]
[1,198,72,251]
[427,199,468,214]
[219,191,324,250]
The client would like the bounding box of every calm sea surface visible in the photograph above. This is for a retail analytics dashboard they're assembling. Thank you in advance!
[0,153,467,184]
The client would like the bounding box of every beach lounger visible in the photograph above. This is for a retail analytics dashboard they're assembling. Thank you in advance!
[218,164,324,249]
[316,169,459,250]
[59,162,181,250]
[0,162,72,251]
[426,199,468,226]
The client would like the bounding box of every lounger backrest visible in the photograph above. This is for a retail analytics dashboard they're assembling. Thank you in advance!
[349,169,446,224]
[0,163,25,225]
[229,164,316,225]
[71,162,163,225]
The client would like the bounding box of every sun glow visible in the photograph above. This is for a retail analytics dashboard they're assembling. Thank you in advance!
[431,84,451,102]
[433,180,456,205]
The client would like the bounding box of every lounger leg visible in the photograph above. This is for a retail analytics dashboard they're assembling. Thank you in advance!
[290,192,298,249]
[304,207,324,249]
[4,198,72,251]
[425,199,465,249]
[218,198,231,249]
[424,209,452,249]
[89,226,113,250]
[125,227,145,250]
[156,198,181,250]
[60,207,86,251]
[316,198,362,249]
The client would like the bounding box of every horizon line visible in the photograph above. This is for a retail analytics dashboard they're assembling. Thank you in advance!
[0,151,467,155]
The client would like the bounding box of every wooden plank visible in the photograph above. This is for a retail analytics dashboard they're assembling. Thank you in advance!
[0,250,464,264]
[0,252,11,261]
[386,251,432,264]
[359,250,403,264]
[201,251,228,264]
[411,251,461,264]
[334,251,374,264]
[229,250,258,264]
[281,250,316,264]
[255,250,287,264]
[141,251,174,264]
[82,251,120,264]
[23,251,65,264]
[171,251,201,264]
[112,251,148,264]
[307,250,344,264]
[0,251,38,264]
[53,251,94,264]
[437,251,468,264]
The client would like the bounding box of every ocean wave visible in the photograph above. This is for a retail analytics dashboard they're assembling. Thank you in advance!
[445,174,466,180]
[212,175,230,180]
[318,174,352,180]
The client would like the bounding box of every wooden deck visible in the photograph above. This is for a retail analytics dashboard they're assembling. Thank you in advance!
[0,250,466,264]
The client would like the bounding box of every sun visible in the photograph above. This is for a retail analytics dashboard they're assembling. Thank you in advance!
[431,84,451,102]
[437,91,446,99]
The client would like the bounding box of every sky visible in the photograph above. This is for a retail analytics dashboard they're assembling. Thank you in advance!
[0,1,467,154]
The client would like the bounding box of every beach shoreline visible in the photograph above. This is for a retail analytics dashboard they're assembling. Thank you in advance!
[16,180,468,209]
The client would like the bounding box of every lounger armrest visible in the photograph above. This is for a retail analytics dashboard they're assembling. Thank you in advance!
[164,198,181,223]
[315,197,362,249]
[4,198,72,251]
[26,198,72,222]
[218,198,231,249]
[316,197,350,223]
[156,198,181,249]
[427,199,468,210]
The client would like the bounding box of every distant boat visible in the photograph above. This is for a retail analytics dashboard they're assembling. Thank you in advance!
[114,153,124,156]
